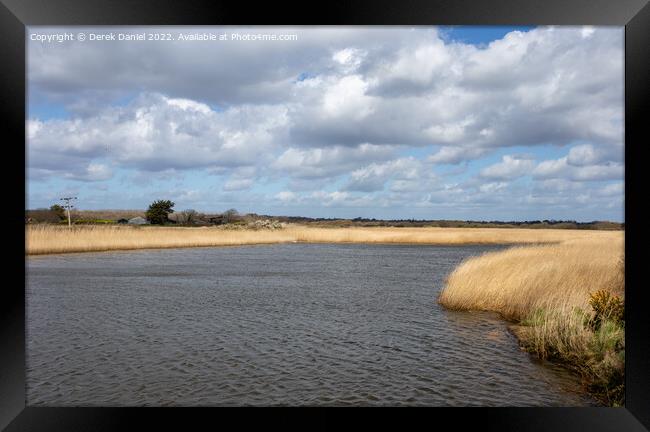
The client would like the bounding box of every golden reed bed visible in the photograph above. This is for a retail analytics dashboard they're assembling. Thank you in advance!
[437,231,625,405]
[25,224,616,255]
[438,232,624,321]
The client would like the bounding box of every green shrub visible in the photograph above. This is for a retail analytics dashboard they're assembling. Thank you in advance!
[518,301,625,406]
[49,204,66,220]
[590,319,624,356]
[145,200,175,224]
[73,219,116,225]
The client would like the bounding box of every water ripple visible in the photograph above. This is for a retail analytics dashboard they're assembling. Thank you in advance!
[27,243,594,406]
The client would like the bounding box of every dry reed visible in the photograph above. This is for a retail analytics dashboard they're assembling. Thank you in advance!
[26,225,296,255]
[438,233,624,321]
[25,225,613,255]
[437,232,625,405]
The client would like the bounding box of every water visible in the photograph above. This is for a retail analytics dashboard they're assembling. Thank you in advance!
[26,243,594,406]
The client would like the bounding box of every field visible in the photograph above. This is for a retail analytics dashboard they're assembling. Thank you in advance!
[24,224,616,255]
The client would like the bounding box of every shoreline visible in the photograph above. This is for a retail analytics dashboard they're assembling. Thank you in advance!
[437,234,625,406]
[26,239,525,257]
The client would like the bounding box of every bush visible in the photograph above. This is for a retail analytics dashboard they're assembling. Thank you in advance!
[27,209,62,223]
[589,290,624,330]
[49,204,66,220]
[222,208,239,224]
[145,200,175,225]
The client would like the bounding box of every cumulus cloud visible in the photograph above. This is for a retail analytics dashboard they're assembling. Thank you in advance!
[598,182,624,196]
[428,146,489,165]
[275,191,298,203]
[272,144,395,180]
[223,178,254,191]
[480,155,536,180]
[566,143,623,166]
[344,158,434,192]
[27,26,624,221]
[31,26,622,152]
[29,93,289,176]
[533,157,623,181]
[65,163,113,182]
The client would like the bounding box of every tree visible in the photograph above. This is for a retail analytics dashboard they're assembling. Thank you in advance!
[49,204,66,221]
[222,208,239,224]
[176,209,197,225]
[145,200,175,224]
[184,209,197,224]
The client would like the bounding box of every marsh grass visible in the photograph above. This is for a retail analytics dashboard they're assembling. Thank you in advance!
[25,225,614,255]
[438,233,625,405]
[25,225,297,255]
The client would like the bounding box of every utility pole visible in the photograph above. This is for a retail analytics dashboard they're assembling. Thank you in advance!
[60,196,77,227]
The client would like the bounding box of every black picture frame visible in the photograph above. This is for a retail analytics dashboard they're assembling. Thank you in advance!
[2,0,648,429]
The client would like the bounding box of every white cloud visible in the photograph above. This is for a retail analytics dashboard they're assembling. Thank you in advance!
[428,146,489,164]
[272,144,395,180]
[26,26,624,220]
[28,93,289,176]
[567,143,623,166]
[322,75,374,120]
[275,191,298,203]
[533,156,624,181]
[581,26,596,39]
[164,97,211,114]
[344,157,438,192]
[480,155,535,180]
[223,178,254,191]
[598,182,624,196]
[479,182,508,194]
[332,47,365,73]
[344,158,434,192]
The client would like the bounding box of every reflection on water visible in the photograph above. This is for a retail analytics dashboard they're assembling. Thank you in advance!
[26,243,594,406]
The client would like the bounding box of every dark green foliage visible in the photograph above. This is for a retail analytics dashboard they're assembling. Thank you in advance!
[145,200,175,225]
[49,204,66,220]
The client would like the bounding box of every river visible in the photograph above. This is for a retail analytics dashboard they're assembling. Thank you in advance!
[26,243,594,406]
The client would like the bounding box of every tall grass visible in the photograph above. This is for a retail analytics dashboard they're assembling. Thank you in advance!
[438,233,625,405]
[25,225,614,255]
[26,225,296,255]
[289,226,610,245]
[438,234,624,320]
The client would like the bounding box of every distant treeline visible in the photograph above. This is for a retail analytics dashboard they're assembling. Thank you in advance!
[25,208,623,230]
[257,215,624,230]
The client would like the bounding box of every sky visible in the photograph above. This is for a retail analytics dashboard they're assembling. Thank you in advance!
[26,26,624,221]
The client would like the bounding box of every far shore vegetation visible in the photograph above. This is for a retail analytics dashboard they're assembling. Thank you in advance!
[25,201,625,406]
[26,224,621,255]
[26,204,623,230]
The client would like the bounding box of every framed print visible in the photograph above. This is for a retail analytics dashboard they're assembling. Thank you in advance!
[2,0,649,429]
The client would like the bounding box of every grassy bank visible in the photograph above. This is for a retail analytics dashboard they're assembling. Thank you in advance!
[25,225,616,255]
[438,233,625,405]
